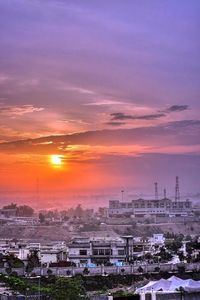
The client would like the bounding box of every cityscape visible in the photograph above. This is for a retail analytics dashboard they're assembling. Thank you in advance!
[0,177,200,299]
[0,0,200,299]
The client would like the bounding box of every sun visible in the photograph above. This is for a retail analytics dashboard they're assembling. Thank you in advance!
[50,155,62,166]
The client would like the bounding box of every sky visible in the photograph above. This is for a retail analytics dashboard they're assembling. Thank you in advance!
[0,0,199,205]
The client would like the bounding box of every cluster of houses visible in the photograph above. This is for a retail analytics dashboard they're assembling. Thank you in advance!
[0,234,166,267]
[0,208,39,226]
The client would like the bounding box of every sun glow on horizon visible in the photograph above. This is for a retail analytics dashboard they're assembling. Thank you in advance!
[50,155,62,166]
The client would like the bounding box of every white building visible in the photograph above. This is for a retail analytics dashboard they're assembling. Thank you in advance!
[109,198,192,218]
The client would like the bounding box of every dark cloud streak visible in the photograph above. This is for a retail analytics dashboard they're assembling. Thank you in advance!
[164,105,189,113]
[110,112,166,121]
[105,121,126,126]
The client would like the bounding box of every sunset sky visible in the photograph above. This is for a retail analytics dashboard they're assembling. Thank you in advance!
[0,0,199,202]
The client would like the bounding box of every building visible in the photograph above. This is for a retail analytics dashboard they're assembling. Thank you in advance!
[68,237,126,265]
[0,208,17,218]
[67,234,164,265]
[109,198,192,218]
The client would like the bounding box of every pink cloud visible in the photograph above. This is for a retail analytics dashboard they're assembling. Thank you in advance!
[0,104,44,117]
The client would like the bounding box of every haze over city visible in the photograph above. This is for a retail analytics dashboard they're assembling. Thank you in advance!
[0,0,199,207]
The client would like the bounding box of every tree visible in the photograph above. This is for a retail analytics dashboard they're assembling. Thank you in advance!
[2,204,34,217]
[3,203,17,209]
[6,254,24,268]
[154,266,160,273]
[50,277,86,300]
[47,269,53,276]
[137,266,143,273]
[0,253,4,267]
[74,204,84,218]
[177,264,186,274]
[178,251,185,262]
[5,267,12,275]
[83,267,90,275]
[26,250,40,273]
[39,213,46,223]
[165,240,182,253]
[17,205,34,217]
[66,270,71,276]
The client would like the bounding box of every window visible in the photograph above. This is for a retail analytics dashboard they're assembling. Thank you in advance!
[93,249,98,255]
[99,249,104,255]
[118,250,125,256]
[105,249,111,256]
[79,250,87,256]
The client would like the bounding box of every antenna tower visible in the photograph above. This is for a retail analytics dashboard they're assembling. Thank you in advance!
[154,182,158,200]
[175,176,180,201]
[164,188,166,199]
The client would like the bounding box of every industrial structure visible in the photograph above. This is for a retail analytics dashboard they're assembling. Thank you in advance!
[108,177,193,218]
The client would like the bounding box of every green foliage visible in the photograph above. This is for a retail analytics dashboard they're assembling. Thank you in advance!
[0,274,86,299]
[47,268,53,275]
[3,203,17,209]
[39,213,46,223]
[83,267,90,275]
[177,264,186,274]
[186,241,200,254]
[156,246,173,262]
[26,250,40,273]
[137,266,143,273]
[3,203,34,217]
[5,267,12,275]
[6,254,24,268]
[17,205,34,217]
[165,240,182,253]
[154,266,160,273]
[50,277,86,300]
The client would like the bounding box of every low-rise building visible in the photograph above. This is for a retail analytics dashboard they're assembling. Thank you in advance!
[109,198,192,218]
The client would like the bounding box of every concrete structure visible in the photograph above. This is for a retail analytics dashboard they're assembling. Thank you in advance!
[67,234,164,265]
[68,237,126,265]
[109,198,192,218]
[0,209,16,218]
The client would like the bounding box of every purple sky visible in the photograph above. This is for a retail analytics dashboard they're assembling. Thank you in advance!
[0,0,199,197]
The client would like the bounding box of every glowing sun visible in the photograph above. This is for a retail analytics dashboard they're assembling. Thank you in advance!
[50,155,62,166]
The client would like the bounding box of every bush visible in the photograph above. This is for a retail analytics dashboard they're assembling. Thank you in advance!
[5,267,12,275]
[137,266,143,273]
[47,269,53,276]
[83,267,90,275]
[11,271,18,277]
[177,264,186,274]
[154,267,160,273]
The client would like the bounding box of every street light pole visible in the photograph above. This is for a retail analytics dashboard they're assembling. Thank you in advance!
[38,275,41,300]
